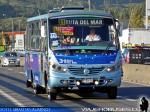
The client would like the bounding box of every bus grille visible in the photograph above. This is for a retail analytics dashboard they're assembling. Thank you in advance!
[68,67,105,75]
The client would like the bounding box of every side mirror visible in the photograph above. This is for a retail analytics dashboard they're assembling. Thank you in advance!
[115,19,122,36]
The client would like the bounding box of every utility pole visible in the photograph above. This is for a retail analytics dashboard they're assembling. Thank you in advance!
[104,0,108,12]
[12,18,14,50]
[18,19,21,32]
[145,0,148,29]
[1,14,6,46]
[88,0,91,11]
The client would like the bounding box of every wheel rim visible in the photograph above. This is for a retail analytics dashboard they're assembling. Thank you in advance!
[48,94,51,100]
[33,88,37,94]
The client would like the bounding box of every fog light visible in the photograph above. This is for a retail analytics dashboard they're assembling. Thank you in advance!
[76,81,80,86]
[108,79,113,83]
[94,81,99,85]
[60,80,68,85]
[63,80,68,85]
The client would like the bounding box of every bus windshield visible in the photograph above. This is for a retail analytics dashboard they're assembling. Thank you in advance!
[49,17,117,49]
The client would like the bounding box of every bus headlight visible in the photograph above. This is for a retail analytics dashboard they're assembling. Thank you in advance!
[51,63,68,73]
[105,65,115,72]
[105,63,121,72]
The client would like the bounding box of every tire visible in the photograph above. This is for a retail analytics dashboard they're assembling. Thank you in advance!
[141,60,145,64]
[33,84,41,94]
[2,63,4,67]
[44,72,48,89]
[17,65,20,67]
[107,87,117,99]
[30,71,33,86]
[26,80,31,87]
[48,92,57,101]
[47,88,57,101]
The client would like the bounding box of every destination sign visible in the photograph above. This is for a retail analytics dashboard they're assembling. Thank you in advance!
[53,27,74,35]
[58,19,103,26]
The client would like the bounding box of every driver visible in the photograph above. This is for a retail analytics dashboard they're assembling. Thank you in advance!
[85,29,101,42]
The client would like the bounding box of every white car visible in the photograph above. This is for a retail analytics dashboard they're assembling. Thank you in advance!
[1,52,20,67]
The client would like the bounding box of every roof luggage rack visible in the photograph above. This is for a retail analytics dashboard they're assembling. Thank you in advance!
[61,6,84,11]
[49,8,60,13]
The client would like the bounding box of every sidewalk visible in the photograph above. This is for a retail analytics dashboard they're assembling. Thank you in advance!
[123,64,150,85]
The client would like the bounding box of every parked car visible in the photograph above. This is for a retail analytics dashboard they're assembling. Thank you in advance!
[0,52,20,67]
[0,51,5,64]
[12,49,25,57]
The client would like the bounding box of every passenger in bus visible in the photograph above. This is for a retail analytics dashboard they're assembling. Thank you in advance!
[85,29,101,42]
[70,38,76,44]
[62,37,71,44]
[62,36,76,45]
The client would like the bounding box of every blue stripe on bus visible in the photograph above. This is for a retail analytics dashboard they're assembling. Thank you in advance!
[55,54,117,64]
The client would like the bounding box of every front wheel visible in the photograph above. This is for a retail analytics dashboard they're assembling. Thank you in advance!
[107,87,117,99]
[47,88,58,101]
[48,92,57,101]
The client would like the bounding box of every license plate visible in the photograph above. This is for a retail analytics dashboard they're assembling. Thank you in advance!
[82,78,93,83]
[9,61,15,64]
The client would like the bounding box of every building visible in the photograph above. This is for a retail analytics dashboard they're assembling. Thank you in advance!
[0,31,25,51]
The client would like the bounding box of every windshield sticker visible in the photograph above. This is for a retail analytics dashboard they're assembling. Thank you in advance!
[50,33,58,39]
[52,41,59,46]
[50,33,59,47]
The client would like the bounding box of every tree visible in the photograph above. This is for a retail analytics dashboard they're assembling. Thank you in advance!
[128,4,144,28]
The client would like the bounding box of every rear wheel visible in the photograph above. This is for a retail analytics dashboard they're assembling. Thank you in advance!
[43,72,48,94]
[26,80,32,87]
[107,87,117,99]
[33,84,41,94]
[30,71,33,87]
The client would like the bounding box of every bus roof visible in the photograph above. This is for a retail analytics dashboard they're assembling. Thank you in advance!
[27,9,113,22]
[27,14,49,22]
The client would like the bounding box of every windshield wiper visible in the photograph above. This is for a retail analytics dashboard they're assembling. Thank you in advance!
[105,41,113,51]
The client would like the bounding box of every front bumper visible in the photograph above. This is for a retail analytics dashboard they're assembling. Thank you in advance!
[48,70,122,88]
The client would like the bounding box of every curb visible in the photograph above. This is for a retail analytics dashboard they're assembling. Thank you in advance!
[123,78,150,86]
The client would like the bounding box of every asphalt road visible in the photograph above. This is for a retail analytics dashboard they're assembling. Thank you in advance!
[0,66,149,111]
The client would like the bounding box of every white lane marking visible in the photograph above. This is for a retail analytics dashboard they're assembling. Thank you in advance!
[125,99,137,102]
[8,68,13,71]
[118,96,136,102]
[0,89,25,107]
[19,72,25,75]
[123,80,150,87]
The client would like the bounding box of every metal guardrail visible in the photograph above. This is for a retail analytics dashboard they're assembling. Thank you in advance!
[122,43,150,48]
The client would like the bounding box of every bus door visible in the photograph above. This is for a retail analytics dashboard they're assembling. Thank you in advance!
[40,22,48,87]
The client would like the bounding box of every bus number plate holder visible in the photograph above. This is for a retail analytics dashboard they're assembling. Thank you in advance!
[82,78,93,83]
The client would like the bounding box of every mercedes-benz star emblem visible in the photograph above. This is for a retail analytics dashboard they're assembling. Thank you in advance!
[83,68,90,74]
